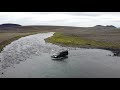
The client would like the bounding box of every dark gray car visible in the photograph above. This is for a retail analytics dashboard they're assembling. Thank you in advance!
[51,50,68,59]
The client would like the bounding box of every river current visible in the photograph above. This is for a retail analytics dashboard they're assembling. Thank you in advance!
[0,32,120,78]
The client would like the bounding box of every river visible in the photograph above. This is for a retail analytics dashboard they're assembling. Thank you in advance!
[0,32,120,78]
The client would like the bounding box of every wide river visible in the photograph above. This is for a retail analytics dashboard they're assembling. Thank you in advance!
[0,32,120,78]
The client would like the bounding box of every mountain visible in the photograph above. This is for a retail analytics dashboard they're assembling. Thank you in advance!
[0,23,22,28]
[93,25,117,29]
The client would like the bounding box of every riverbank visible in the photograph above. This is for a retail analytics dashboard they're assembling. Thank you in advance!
[45,32,120,56]
[0,32,41,52]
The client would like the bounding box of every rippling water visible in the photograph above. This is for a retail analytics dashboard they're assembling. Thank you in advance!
[0,32,120,78]
[0,32,67,76]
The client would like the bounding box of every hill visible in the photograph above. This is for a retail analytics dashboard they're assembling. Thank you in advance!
[0,23,22,28]
[91,25,117,30]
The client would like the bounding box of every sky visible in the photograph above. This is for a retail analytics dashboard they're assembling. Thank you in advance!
[0,12,120,27]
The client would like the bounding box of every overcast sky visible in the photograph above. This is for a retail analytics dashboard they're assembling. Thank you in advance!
[0,12,120,27]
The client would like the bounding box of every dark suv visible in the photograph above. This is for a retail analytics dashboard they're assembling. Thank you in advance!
[51,50,68,59]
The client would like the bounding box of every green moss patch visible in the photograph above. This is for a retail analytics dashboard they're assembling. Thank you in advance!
[45,32,120,49]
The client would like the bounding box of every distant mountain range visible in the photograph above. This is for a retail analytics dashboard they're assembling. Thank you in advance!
[0,23,118,32]
[0,23,117,28]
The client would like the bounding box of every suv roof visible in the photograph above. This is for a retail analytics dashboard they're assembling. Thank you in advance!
[53,49,68,55]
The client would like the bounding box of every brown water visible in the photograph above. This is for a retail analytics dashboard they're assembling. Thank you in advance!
[0,32,120,78]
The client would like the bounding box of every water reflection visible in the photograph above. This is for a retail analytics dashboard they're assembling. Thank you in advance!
[51,55,68,61]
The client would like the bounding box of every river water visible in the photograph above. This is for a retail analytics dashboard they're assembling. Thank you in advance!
[0,32,120,78]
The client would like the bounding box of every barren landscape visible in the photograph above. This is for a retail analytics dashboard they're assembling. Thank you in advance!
[0,25,120,56]
[0,24,120,78]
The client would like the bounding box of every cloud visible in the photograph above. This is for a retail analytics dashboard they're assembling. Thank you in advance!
[0,12,120,27]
